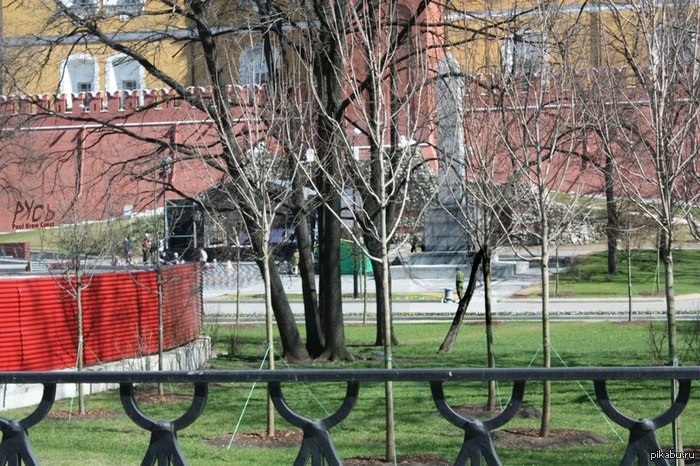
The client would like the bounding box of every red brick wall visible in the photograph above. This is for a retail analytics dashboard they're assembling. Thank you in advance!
[0,83,442,233]
[0,91,230,233]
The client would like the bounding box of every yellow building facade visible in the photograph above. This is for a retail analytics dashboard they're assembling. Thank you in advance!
[445,0,607,75]
[1,0,278,100]
[3,0,696,99]
[445,0,696,77]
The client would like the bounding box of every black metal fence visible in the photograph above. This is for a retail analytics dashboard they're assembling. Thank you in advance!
[0,367,697,466]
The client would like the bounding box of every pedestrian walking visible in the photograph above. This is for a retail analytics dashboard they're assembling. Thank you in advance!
[291,249,300,275]
[142,235,152,264]
[123,236,132,263]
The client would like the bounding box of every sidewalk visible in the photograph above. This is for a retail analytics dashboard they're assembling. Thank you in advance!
[203,267,700,322]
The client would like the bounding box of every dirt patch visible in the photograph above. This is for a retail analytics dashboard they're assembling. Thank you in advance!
[465,320,505,326]
[613,319,650,325]
[205,427,605,459]
[206,429,303,449]
[345,455,451,465]
[206,430,451,465]
[135,393,194,404]
[640,291,664,297]
[452,404,541,420]
[47,409,122,421]
[511,284,540,298]
[680,446,700,464]
[131,386,196,405]
[492,428,608,449]
[551,291,576,298]
[226,323,261,329]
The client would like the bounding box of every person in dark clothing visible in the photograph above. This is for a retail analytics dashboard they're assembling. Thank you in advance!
[123,236,132,263]
[142,235,152,264]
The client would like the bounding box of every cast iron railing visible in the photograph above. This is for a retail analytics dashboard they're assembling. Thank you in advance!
[0,367,696,466]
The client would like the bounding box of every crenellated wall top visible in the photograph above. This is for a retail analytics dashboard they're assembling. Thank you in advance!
[0,84,274,119]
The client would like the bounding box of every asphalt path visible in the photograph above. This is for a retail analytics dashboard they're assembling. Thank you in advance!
[203,269,700,323]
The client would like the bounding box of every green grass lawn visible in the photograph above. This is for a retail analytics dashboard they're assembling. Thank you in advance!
[0,216,161,253]
[11,321,700,465]
[525,249,700,298]
[0,228,58,251]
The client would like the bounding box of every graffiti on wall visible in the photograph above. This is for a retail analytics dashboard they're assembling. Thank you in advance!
[12,200,56,230]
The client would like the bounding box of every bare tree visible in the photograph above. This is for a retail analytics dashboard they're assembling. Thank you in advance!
[436,68,519,413]
[602,0,700,361]
[201,145,300,436]
[13,0,313,362]
[598,0,700,456]
[297,0,441,459]
[303,0,355,361]
[616,200,654,321]
[487,1,595,437]
[146,69,309,434]
[573,69,625,275]
[49,216,120,414]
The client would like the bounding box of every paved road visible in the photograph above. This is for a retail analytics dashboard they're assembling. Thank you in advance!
[203,268,700,323]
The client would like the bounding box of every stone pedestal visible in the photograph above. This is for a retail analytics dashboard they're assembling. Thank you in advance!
[423,205,473,253]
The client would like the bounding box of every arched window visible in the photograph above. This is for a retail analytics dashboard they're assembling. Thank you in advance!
[238,43,279,85]
[652,23,698,68]
[106,54,145,107]
[59,0,97,17]
[500,30,548,78]
[59,55,98,109]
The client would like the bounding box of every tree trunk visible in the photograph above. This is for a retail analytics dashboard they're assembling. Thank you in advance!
[660,235,677,364]
[626,236,633,322]
[292,168,324,357]
[314,99,350,362]
[157,262,164,396]
[661,233,683,461]
[438,249,484,353]
[262,241,276,438]
[250,228,309,362]
[539,245,551,438]
[363,234,398,346]
[298,220,324,356]
[77,283,85,415]
[483,248,497,411]
[380,220,395,463]
[312,0,352,361]
[318,190,353,361]
[604,151,618,275]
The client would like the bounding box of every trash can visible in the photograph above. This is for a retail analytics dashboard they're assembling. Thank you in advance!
[443,288,454,303]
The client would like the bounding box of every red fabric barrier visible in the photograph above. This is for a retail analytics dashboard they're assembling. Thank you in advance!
[0,263,201,371]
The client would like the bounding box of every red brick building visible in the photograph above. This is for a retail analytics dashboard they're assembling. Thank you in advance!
[1,90,240,233]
